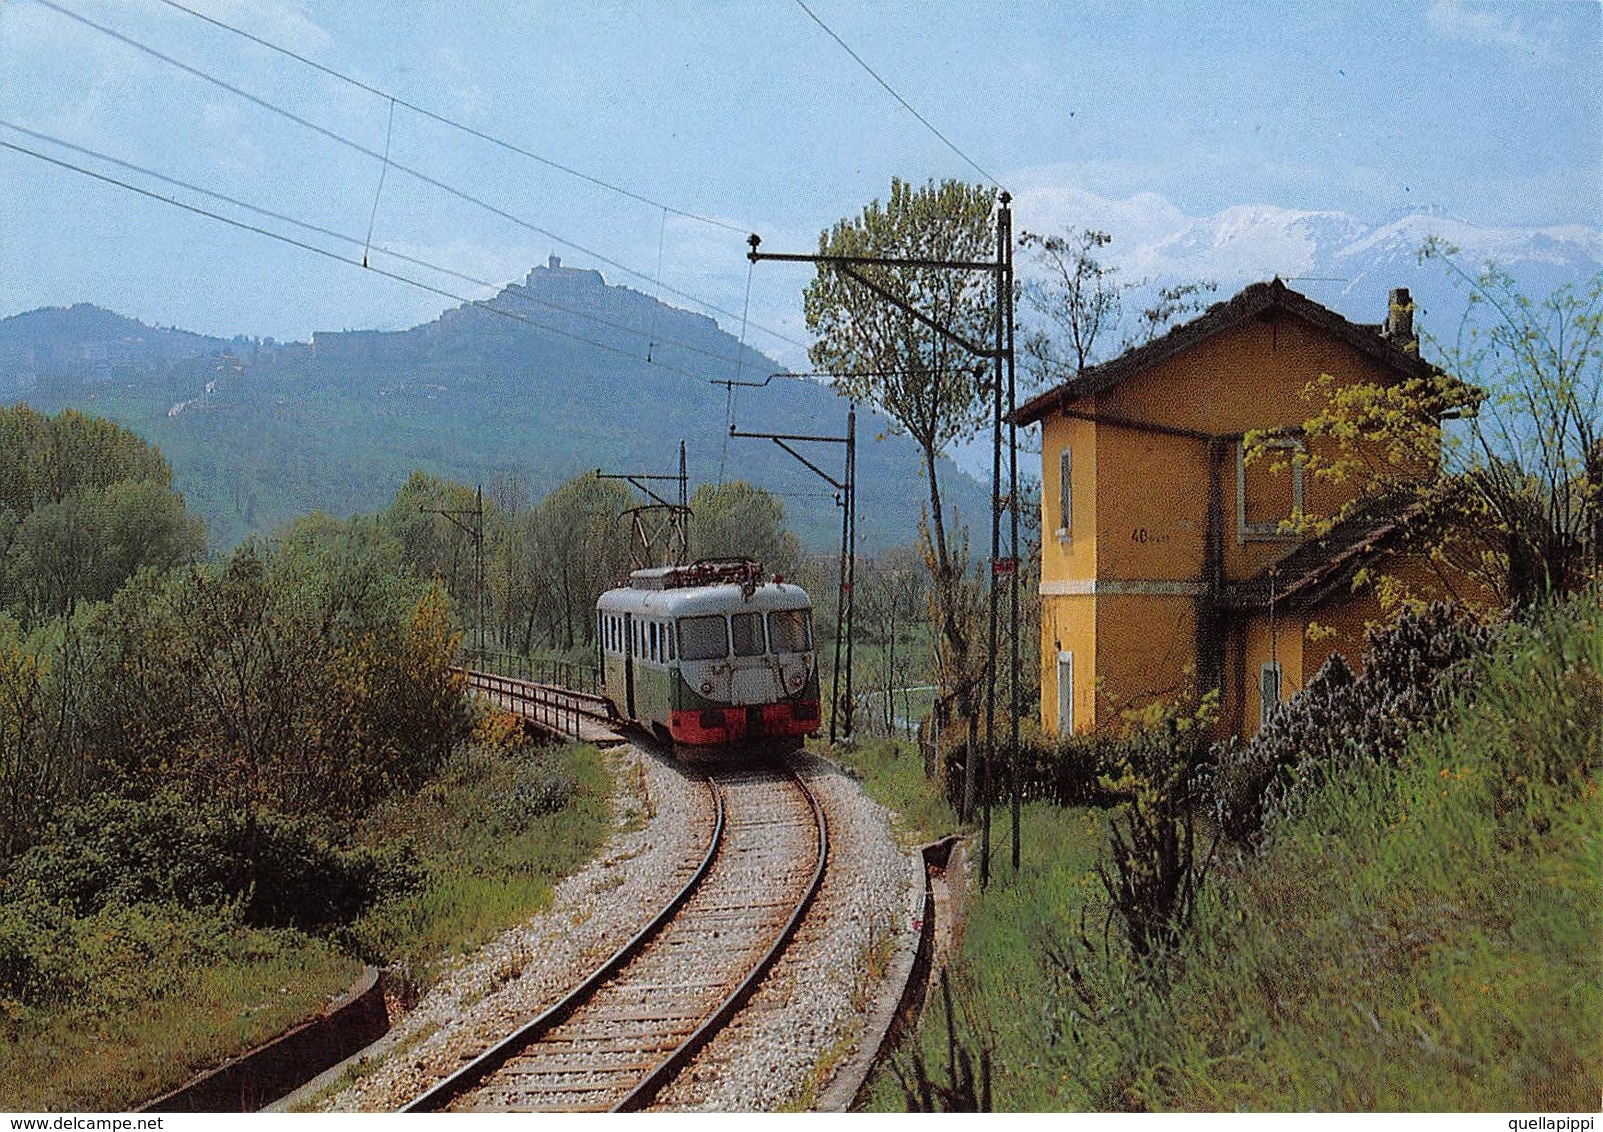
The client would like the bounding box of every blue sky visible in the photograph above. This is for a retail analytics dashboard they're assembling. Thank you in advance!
[1,0,1598,365]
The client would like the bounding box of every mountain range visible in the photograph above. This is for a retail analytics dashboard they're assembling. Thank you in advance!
[1010,191,1601,350]
[0,258,987,553]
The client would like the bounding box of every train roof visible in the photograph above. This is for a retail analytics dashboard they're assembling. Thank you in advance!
[627,559,766,591]
[597,580,813,618]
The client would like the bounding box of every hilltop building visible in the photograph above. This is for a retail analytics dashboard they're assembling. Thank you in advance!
[1016,278,1461,739]
[525,254,605,294]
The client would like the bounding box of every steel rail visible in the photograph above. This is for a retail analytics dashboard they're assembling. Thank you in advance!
[613,765,829,1111]
[401,772,727,1113]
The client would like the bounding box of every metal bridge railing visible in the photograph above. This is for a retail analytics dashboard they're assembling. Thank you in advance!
[460,649,603,697]
[457,667,617,738]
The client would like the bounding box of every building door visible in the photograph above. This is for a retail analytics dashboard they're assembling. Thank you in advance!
[1057,651,1074,738]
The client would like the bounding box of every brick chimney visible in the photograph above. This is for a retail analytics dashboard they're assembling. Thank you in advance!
[1386,287,1417,354]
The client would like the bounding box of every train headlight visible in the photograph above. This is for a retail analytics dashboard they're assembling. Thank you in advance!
[701,680,714,694]
[789,672,804,689]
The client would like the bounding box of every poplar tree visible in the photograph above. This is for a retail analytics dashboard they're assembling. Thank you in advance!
[803,177,997,761]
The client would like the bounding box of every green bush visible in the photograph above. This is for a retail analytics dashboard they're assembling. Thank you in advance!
[0,897,75,1008]
[1210,602,1494,846]
[5,791,423,931]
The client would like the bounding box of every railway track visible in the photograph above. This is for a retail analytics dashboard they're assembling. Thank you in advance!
[402,759,828,1112]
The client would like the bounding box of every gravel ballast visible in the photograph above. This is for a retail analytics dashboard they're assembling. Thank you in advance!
[317,745,710,1111]
[313,744,922,1112]
[651,752,922,1112]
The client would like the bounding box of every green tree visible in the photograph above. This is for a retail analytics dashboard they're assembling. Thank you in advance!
[1255,248,1600,610]
[803,177,997,752]
[6,481,204,619]
[1429,246,1601,604]
[687,480,802,577]
[0,407,204,622]
[379,471,485,599]
[517,472,634,652]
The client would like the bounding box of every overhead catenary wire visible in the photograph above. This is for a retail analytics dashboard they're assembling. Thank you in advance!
[0,120,754,372]
[0,137,717,382]
[30,0,810,354]
[361,96,396,268]
[793,0,1005,192]
[153,0,749,235]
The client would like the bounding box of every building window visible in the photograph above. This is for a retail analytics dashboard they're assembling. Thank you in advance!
[1238,438,1304,543]
[1260,661,1282,730]
[1057,651,1074,738]
[1057,447,1072,539]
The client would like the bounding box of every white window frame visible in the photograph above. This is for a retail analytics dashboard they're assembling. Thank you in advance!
[1057,650,1074,738]
[1260,661,1283,730]
[1238,438,1304,543]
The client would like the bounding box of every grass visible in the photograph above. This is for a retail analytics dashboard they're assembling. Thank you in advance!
[824,736,960,845]
[1131,602,1602,1111]
[347,739,614,989]
[0,736,616,1111]
[0,908,361,1111]
[857,804,1109,1111]
[859,595,1601,1111]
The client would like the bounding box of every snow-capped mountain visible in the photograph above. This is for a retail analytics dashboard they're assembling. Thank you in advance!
[1012,184,1601,346]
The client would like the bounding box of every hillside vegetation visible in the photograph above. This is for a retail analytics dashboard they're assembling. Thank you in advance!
[866,593,1600,1111]
[0,410,620,1109]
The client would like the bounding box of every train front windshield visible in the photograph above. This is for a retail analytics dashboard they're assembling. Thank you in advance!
[676,608,812,660]
[731,612,764,657]
[679,615,728,661]
[768,609,812,652]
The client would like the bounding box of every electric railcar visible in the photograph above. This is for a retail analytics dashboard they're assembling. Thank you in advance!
[596,559,820,756]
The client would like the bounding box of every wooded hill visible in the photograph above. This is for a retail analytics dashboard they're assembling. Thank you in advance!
[1,262,988,551]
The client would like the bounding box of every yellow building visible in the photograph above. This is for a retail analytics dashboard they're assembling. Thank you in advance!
[1015,278,1444,739]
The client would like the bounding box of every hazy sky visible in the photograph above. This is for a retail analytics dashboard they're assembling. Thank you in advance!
[1,0,1598,365]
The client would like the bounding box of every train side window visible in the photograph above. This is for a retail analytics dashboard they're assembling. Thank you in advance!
[768,609,812,652]
[650,622,660,662]
[679,615,728,661]
[731,611,764,657]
